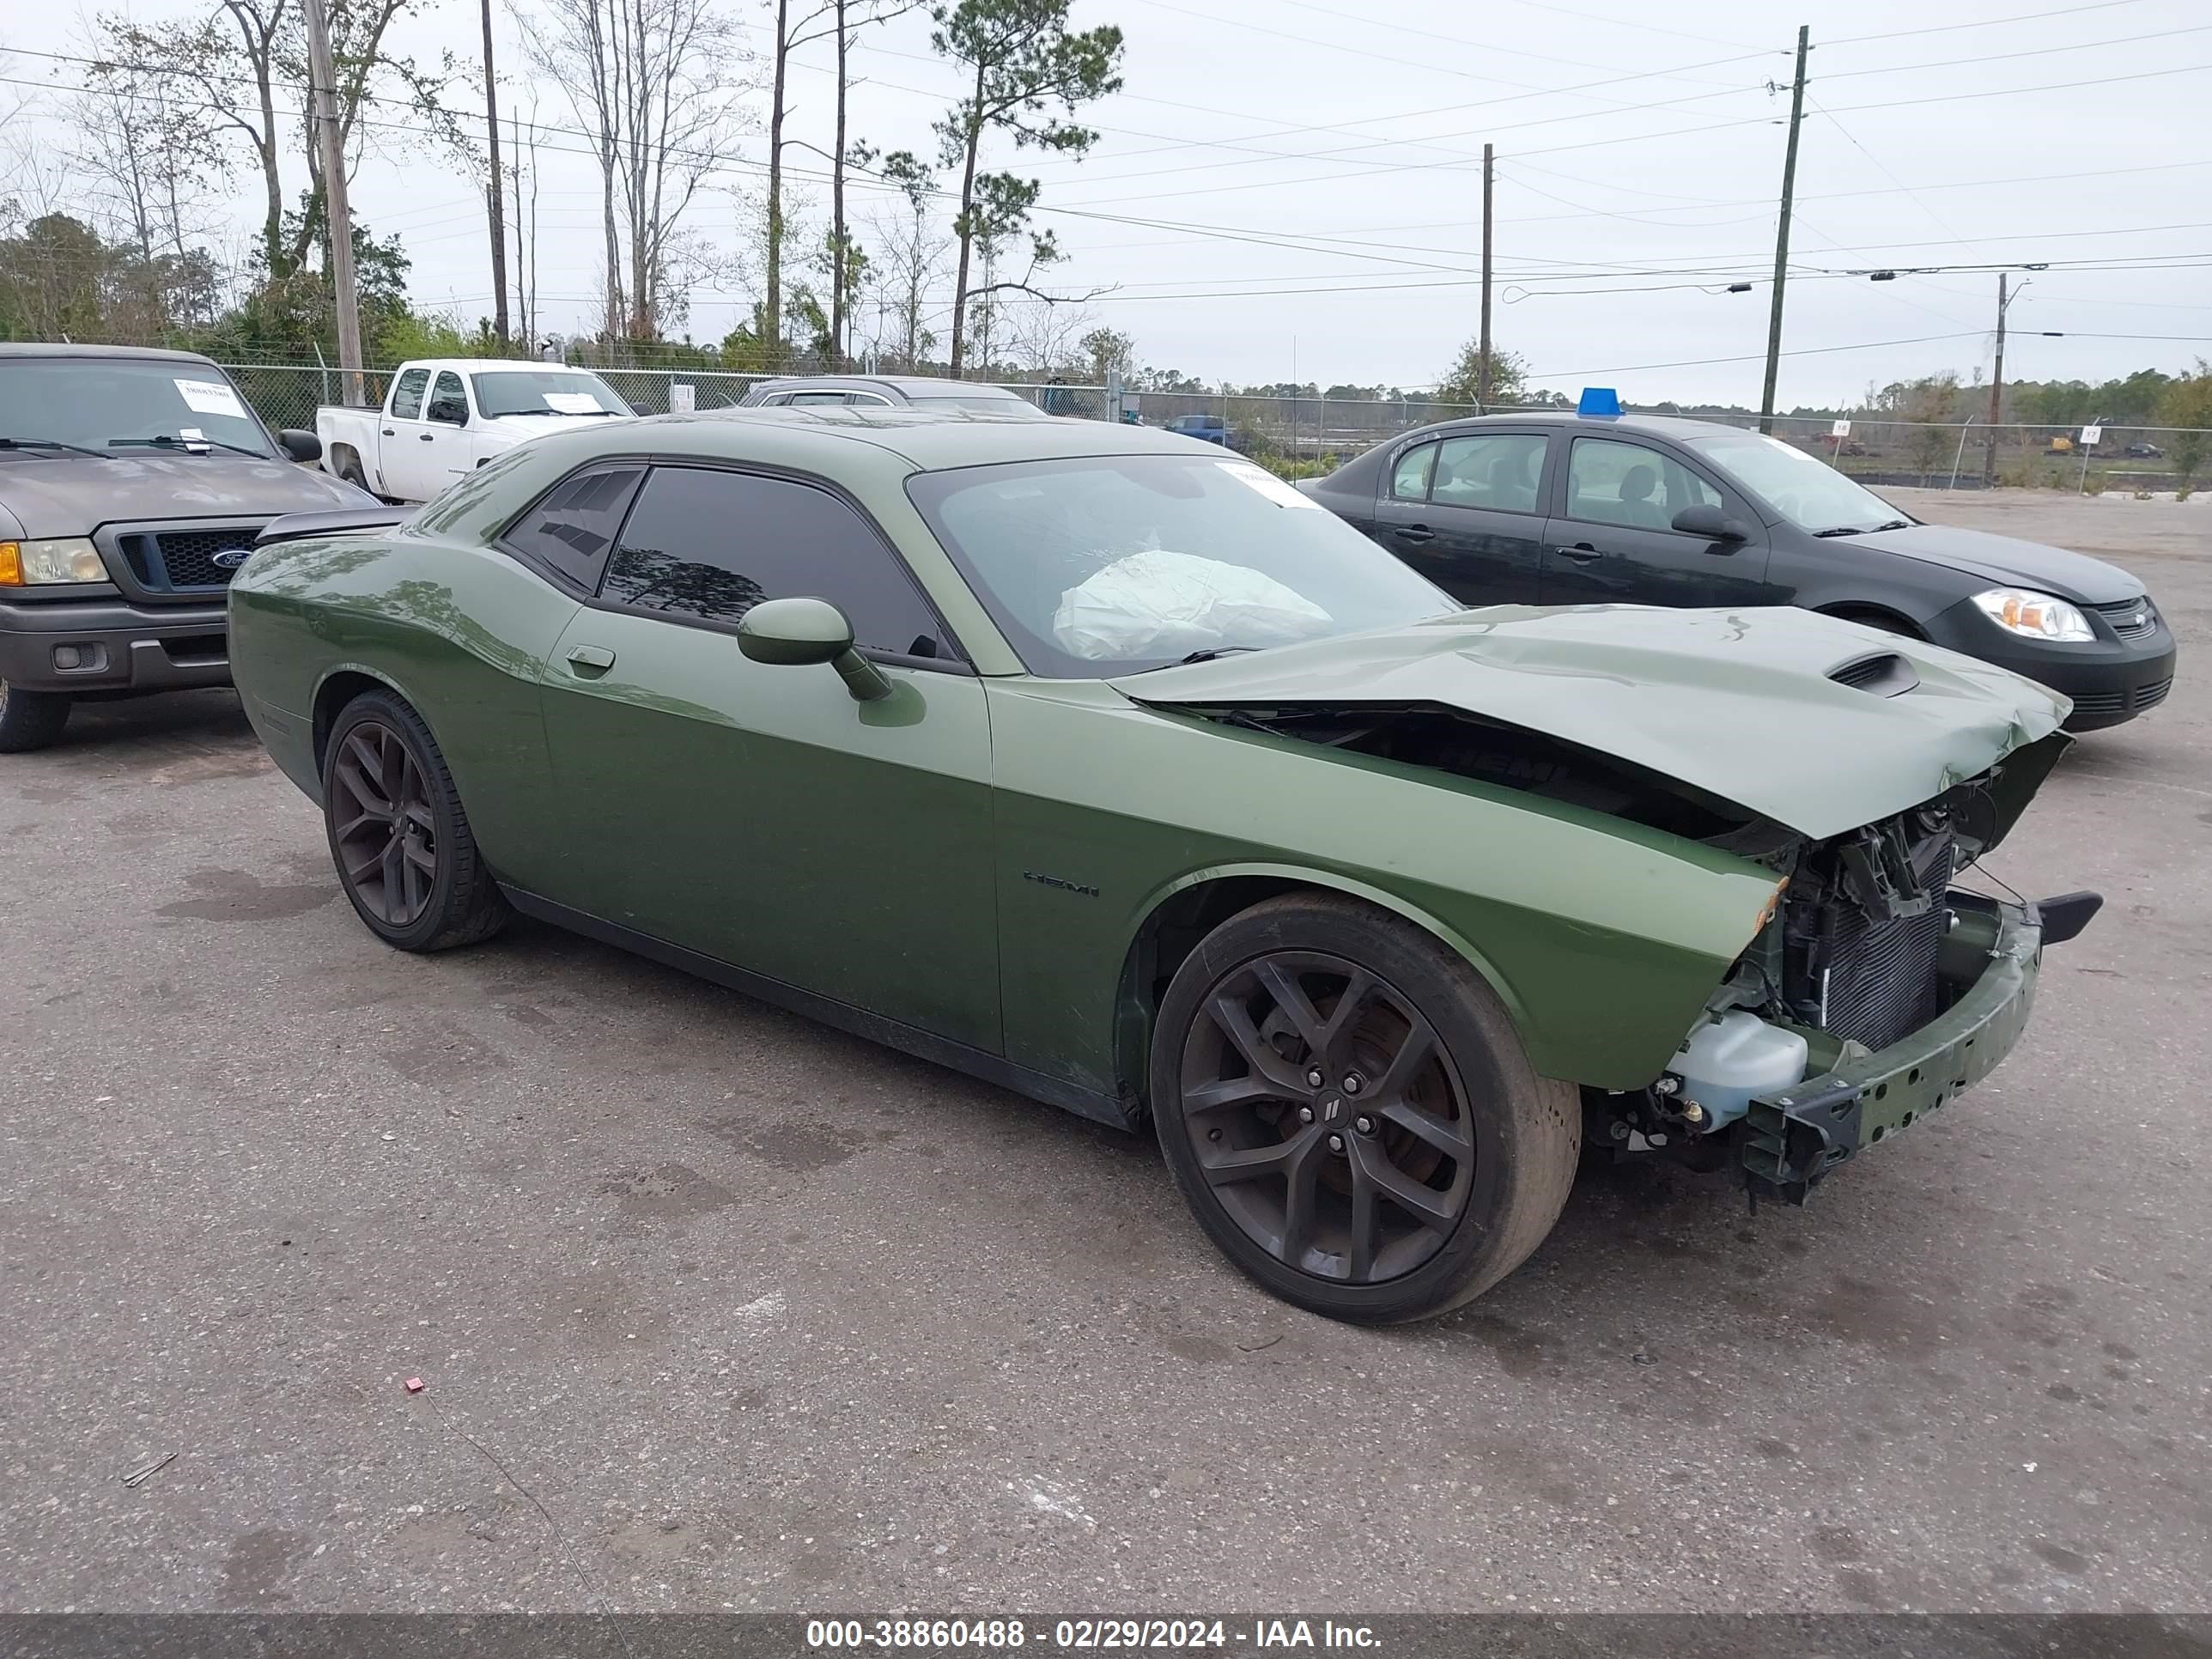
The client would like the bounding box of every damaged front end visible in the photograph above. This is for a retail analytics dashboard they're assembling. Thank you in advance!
[1601,729,2097,1202]
[1114,605,2092,1202]
[1154,695,2092,1204]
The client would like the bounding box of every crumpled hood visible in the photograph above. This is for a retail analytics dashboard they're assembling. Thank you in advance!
[1852,522,2143,605]
[1113,604,2070,841]
[0,451,372,538]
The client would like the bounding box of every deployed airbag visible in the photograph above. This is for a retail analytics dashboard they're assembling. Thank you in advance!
[1052,548,1332,661]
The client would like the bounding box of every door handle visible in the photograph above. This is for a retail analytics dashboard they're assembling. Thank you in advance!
[1392,524,1436,544]
[1554,544,1602,562]
[418,433,435,442]
[381,427,395,436]
[564,643,616,676]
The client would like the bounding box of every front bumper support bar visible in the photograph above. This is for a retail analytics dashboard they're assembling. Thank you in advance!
[1743,895,2057,1204]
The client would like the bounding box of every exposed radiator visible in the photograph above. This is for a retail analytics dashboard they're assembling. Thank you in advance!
[1820,837,1956,1052]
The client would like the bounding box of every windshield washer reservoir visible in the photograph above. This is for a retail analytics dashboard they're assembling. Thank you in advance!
[1670,1011,1809,1132]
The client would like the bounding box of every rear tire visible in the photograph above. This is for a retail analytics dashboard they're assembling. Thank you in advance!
[0,682,71,753]
[1151,892,1580,1324]
[335,453,370,491]
[322,690,508,951]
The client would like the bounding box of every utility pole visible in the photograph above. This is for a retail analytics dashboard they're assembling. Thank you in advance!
[1478,143,1494,409]
[301,0,364,406]
[481,0,508,345]
[1758,25,1809,435]
[1984,271,2010,486]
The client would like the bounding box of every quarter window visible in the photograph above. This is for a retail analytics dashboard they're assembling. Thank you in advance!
[502,465,645,592]
[390,368,430,420]
[1430,433,1547,515]
[602,466,949,658]
[1390,443,1437,500]
[1566,438,1723,532]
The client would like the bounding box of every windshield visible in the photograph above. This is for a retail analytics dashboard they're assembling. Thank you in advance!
[1685,428,1911,534]
[908,453,1455,677]
[0,357,273,457]
[470,370,629,417]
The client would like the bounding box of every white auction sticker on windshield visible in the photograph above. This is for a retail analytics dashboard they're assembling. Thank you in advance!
[1218,459,1321,508]
[173,378,247,419]
[542,391,599,414]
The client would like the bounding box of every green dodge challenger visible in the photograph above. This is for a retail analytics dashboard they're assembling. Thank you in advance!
[229,409,2097,1323]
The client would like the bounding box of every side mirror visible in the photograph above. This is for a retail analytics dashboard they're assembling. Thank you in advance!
[1672,502,1748,542]
[737,596,892,702]
[278,428,322,464]
[428,399,468,427]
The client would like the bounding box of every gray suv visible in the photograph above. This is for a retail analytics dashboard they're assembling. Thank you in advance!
[0,343,372,751]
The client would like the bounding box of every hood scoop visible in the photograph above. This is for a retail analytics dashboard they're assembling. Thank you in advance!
[1827,650,1919,698]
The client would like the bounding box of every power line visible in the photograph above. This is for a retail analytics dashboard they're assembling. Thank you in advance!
[1527,332,1981,382]
[1051,59,2212,208]
[1181,0,1758,88]
[1823,0,2152,47]
[1815,20,2212,80]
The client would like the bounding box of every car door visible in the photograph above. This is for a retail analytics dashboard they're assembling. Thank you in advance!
[390,370,471,501]
[1541,434,1774,608]
[1371,430,1549,606]
[377,367,433,495]
[535,462,1000,1053]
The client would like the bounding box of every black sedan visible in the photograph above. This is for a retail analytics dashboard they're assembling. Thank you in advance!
[1305,411,2176,730]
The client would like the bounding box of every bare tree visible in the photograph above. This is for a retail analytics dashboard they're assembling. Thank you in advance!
[927,0,1121,375]
[760,0,837,368]
[69,29,234,273]
[519,0,750,345]
[823,0,921,367]
[507,104,544,345]
[861,150,945,369]
[98,0,448,281]
[1005,296,1089,376]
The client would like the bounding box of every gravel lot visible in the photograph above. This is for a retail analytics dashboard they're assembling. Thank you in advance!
[3,489,2205,1614]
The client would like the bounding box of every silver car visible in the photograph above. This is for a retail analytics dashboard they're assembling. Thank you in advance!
[737,374,1048,415]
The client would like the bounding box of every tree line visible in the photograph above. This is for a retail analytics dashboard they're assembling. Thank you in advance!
[0,0,1126,379]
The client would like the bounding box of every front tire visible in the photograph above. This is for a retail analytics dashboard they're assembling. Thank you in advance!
[1152,893,1580,1324]
[0,682,71,753]
[323,690,508,951]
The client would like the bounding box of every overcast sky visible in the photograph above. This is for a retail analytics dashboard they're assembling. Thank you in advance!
[9,0,2209,403]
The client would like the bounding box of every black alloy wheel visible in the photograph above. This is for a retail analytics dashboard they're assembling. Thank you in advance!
[1151,893,1581,1323]
[1178,950,1474,1285]
[330,719,440,927]
[322,690,507,951]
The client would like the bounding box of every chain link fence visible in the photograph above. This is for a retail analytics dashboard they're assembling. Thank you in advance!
[212,362,2203,494]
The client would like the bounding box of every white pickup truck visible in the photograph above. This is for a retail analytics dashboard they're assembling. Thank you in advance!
[315,358,633,502]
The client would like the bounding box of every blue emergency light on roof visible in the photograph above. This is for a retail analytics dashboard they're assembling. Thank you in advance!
[1577,386,1622,418]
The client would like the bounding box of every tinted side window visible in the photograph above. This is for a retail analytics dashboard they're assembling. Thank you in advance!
[390,368,429,420]
[603,466,947,656]
[428,371,468,424]
[502,465,645,591]
[1567,438,1721,531]
[1431,433,1547,514]
[786,391,851,405]
[1390,442,1437,500]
